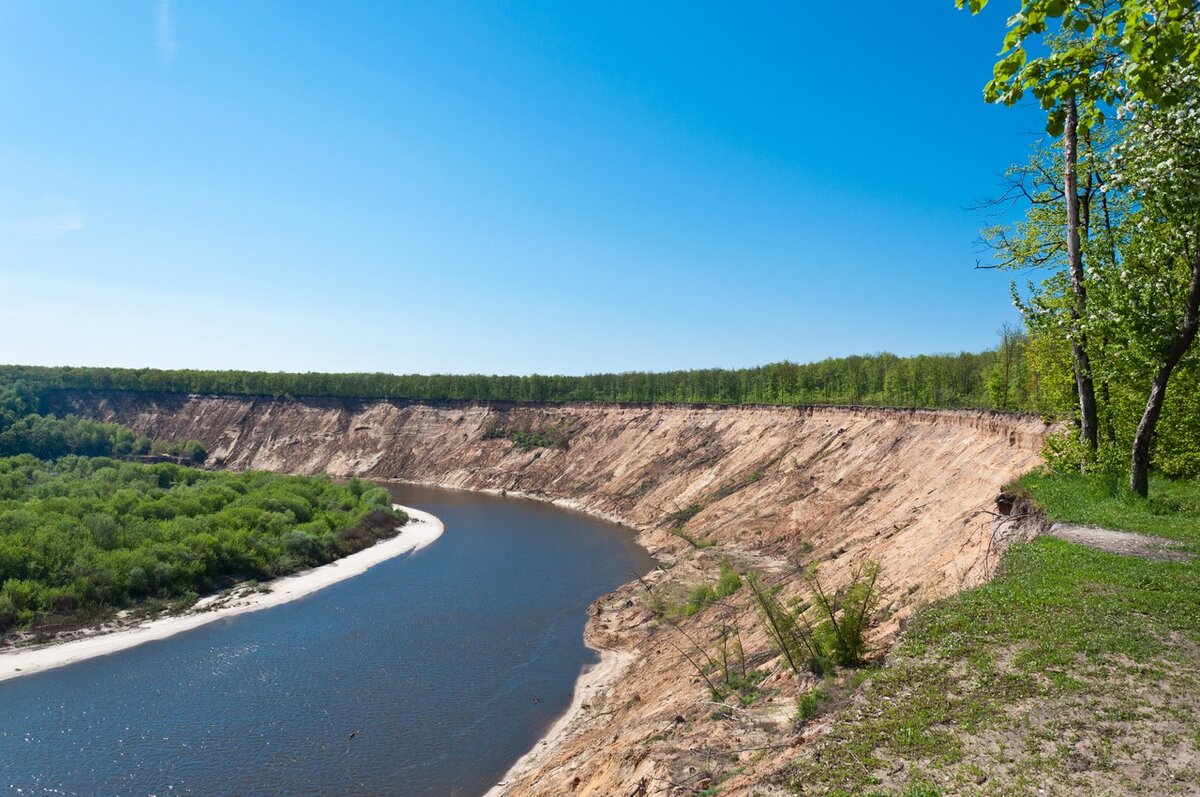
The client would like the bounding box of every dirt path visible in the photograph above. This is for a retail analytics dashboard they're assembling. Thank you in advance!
[1047,522,1194,561]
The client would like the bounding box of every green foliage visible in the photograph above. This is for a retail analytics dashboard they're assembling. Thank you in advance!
[2,348,1038,412]
[1038,425,1094,475]
[0,388,208,464]
[960,2,1200,493]
[676,559,743,617]
[715,558,742,596]
[0,411,137,459]
[708,623,768,706]
[667,503,704,525]
[0,455,401,636]
[1016,469,1200,544]
[796,684,828,721]
[957,0,1200,126]
[805,561,883,667]
[998,101,1200,480]
[746,572,822,676]
[176,439,208,463]
[668,525,717,550]
[748,562,882,676]
[483,423,569,450]
[899,785,943,797]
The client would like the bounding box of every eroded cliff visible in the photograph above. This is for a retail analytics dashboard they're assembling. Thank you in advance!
[58,392,1048,795]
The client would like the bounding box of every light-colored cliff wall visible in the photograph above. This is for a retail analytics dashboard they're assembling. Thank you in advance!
[59,392,1047,795]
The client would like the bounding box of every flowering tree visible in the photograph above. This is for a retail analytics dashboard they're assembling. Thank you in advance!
[960,0,1200,494]
[1107,65,1200,494]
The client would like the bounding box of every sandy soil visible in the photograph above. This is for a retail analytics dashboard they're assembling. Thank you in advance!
[62,392,1049,795]
[0,505,443,684]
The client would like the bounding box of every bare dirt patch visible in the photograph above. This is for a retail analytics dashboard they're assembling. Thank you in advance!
[1048,523,1194,562]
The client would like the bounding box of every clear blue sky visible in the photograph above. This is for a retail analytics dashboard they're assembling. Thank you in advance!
[0,1,1042,375]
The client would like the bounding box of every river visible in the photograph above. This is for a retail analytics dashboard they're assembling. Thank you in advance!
[0,483,653,796]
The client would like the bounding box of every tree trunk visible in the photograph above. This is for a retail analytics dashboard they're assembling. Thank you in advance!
[1064,96,1100,451]
[1130,251,1200,497]
[1099,182,1119,444]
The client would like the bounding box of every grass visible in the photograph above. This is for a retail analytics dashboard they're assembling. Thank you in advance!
[1016,470,1200,546]
[779,471,1200,796]
[658,558,743,619]
[667,502,705,525]
[682,559,742,615]
[483,423,569,450]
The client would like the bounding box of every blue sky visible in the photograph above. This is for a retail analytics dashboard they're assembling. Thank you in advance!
[0,1,1042,375]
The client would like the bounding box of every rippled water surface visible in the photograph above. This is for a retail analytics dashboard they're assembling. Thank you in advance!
[0,483,653,796]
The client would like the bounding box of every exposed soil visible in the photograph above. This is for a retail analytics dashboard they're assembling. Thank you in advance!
[57,392,1049,795]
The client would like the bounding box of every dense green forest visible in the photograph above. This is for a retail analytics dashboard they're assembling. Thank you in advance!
[0,383,403,638]
[0,457,399,636]
[0,380,207,462]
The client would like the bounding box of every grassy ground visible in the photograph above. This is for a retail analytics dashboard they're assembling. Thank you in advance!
[1016,471,1200,546]
[773,471,1200,797]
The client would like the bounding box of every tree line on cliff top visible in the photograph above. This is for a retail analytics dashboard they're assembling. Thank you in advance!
[0,349,1046,412]
[2,330,1197,485]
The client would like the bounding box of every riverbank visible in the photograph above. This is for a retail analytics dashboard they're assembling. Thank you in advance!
[64,393,1048,795]
[483,645,636,797]
[0,504,443,684]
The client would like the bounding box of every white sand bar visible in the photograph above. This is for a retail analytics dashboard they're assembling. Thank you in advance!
[0,504,443,684]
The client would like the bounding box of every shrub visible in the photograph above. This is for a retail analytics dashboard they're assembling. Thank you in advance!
[746,572,821,675]
[182,440,207,464]
[748,560,883,674]
[667,503,704,525]
[715,559,742,597]
[806,560,881,667]
[0,593,16,633]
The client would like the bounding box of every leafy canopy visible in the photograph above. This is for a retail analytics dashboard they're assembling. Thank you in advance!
[957,0,1200,132]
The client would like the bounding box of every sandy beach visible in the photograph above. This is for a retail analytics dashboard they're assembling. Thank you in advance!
[0,504,444,684]
[483,645,635,797]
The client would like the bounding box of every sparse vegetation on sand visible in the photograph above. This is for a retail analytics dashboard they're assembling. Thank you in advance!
[483,422,570,451]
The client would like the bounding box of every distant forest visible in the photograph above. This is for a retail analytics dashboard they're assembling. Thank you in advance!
[0,344,1047,413]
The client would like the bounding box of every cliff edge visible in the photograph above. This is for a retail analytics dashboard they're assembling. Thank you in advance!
[58,392,1048,795]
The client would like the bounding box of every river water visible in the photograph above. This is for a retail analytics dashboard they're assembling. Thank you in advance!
[0,483,653,796]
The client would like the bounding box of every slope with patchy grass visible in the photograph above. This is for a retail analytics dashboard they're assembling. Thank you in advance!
[775,473,1200,797]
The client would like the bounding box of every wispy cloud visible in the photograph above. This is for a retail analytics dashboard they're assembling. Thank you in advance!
[8,213,85,240]
[155,0,178,64]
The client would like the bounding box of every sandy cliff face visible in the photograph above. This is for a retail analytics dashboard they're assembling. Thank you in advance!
[59,392,1047,795]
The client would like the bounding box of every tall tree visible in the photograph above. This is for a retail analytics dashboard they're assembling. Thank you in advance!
[956,1,1130,450]
[959,0,1200,487]
[1110,64,1200,495]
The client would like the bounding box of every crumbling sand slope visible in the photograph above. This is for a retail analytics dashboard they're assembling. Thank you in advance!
[59,392,1047,795]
